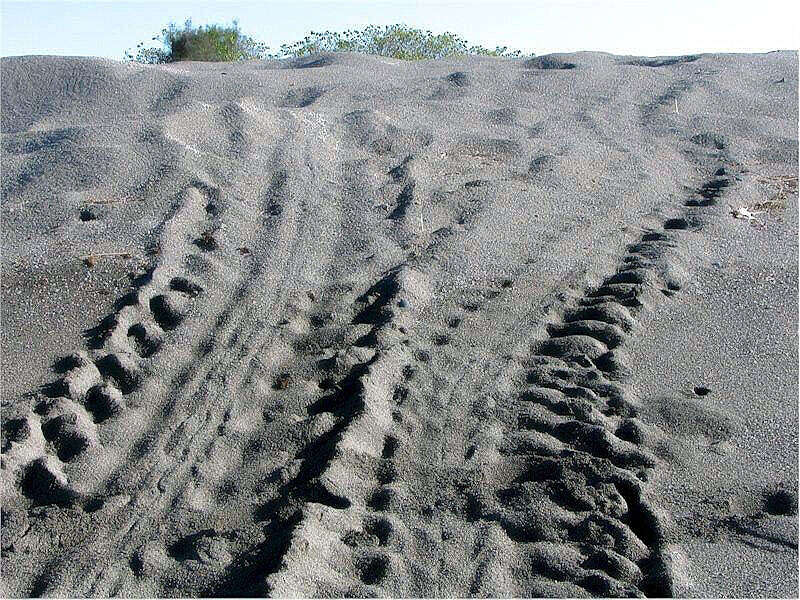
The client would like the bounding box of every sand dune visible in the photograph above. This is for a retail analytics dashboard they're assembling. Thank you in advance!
[1,50,797,597]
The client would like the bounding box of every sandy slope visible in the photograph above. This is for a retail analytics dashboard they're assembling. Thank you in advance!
[0,50,797,597]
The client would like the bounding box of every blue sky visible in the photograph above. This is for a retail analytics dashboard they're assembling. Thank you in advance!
[1,0,797,59]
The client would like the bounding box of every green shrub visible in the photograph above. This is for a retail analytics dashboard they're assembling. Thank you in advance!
[124,19,268,63]
[277,25,525,60]
[125,22,527,64]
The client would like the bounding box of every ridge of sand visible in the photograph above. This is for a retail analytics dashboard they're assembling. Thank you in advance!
[1,51,797,597]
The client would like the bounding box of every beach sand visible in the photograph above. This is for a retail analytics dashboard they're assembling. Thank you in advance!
[1,50,797,597]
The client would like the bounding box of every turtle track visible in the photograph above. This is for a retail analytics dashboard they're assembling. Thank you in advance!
[458,165,734,597]
[1,108,345,597]
[2,181,220,508]
[260,265,432,597]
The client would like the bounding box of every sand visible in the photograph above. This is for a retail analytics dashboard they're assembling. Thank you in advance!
[0,50,797,597]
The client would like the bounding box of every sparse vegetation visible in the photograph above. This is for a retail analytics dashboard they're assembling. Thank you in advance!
[81,251,135,268]
[125,22,527,63]
[755,173,798,212]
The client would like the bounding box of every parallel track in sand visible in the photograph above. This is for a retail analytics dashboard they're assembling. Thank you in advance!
[1,51,796,597]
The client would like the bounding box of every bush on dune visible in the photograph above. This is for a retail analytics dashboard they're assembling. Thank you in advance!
[124,19,267,63]
[125,22,528,63]
[277,25,525,60]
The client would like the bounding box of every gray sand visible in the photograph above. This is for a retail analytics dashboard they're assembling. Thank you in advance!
[1,50,797,597]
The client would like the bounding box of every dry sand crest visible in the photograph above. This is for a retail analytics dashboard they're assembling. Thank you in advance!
[0,50,797,597]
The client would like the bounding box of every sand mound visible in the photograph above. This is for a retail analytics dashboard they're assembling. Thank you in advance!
[1,51,797,597]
